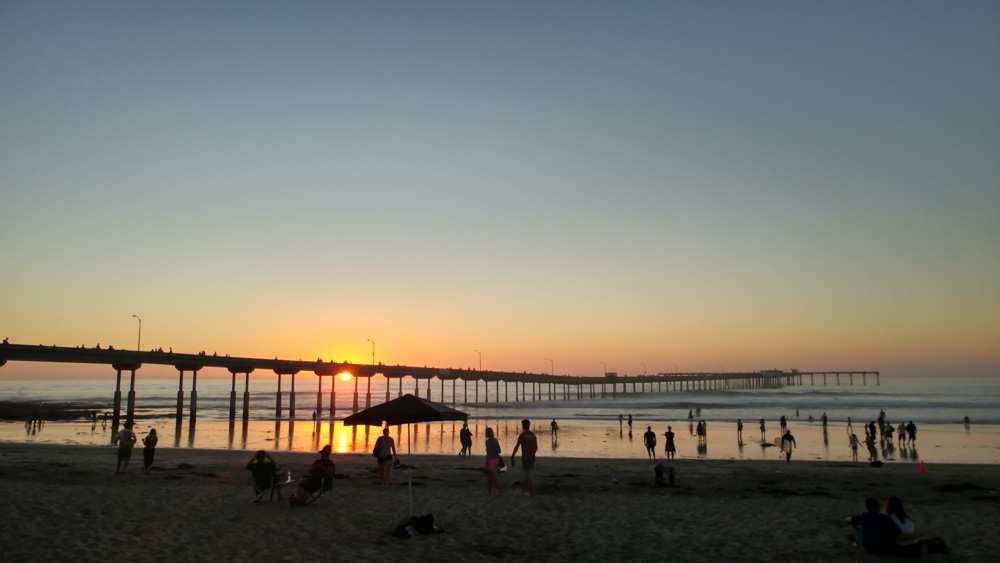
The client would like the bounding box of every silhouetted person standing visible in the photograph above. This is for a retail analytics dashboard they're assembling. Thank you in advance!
[759,419,766,440]
[664,426,676,460]
[142,428,158,472]
[115,423,137,473]
[511,419,538,496]
[643,426,657,460]
[781,430,796,463]
[737,418,744,443]
[459,422,473,456]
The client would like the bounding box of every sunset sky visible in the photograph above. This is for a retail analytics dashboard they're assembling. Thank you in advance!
[2,2,998,378]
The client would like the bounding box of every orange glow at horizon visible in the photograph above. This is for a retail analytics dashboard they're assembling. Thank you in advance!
[338,372,352,382]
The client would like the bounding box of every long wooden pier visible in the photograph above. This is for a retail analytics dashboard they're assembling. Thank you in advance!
[0,342,878,438]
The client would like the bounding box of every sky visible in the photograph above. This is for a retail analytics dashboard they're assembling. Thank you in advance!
[2,1,998,379]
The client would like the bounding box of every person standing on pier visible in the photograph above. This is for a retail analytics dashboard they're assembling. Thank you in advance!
[510,419,538,496]
[142,428,158,472]
[643,426,657,460]
[115,423,137,473]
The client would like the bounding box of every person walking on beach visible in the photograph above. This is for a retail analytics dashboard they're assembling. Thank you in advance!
[115,423,137,473]
[550,419,559,437]
[696,421,706,445]
[510,419,538,496]
[850,433,860,461]
[373,428,397,485]
[897,422,906,447]
[779,415,787,432]
[878,409,886,433]
[664,426,676,460]
[759,419,766,440]
[780,429,796,463]
[643,426,657,460]
[847,417,853,434]
[484,427,502,496]
[459,422,473,456]
[821,412,828,428]
[618,414,624,430]
[627,414,633,431]
[737,418,744,444]
[905,421,917,445]
[142,428,158,472]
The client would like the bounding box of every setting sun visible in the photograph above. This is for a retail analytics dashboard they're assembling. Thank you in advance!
[338,372,352,382]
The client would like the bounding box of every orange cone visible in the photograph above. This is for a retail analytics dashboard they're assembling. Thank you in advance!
[919,461,927,474]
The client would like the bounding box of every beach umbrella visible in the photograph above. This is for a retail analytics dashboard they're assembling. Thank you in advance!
[341,393,468,427]
[342,394,468,516]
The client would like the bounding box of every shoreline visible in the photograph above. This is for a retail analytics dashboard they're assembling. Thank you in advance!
[2,442,998,562]
[4,417,998,465]
[5,440,1000,470]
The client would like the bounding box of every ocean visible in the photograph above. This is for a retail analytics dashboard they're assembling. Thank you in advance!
[2,373,998,464]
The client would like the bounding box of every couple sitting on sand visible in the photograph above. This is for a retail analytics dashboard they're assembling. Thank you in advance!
[246,446,335,505]
[849,496,946,558]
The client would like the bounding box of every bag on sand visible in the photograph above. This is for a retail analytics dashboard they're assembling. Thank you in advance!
[392,514,441,538]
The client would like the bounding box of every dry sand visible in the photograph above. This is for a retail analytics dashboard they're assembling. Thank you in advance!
[0,443,997,562]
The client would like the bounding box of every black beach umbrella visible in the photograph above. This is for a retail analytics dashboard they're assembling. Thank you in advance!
[341,393,468,427]
[342,394,468,517]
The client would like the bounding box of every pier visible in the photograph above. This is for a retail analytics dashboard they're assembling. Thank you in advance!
[0,343,878,439]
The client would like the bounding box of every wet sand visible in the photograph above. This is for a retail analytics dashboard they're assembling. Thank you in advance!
[4,418,998,465]
[1,443,997,562]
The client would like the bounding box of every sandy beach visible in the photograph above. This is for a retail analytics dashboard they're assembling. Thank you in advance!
[1,443,997,562]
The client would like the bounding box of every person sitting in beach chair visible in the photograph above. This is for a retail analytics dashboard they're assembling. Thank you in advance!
[290,445,335,506]
[246,450,280,503]
[849,497,899,558]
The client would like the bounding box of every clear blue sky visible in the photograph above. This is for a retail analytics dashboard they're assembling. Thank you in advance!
[2,1,998,377]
